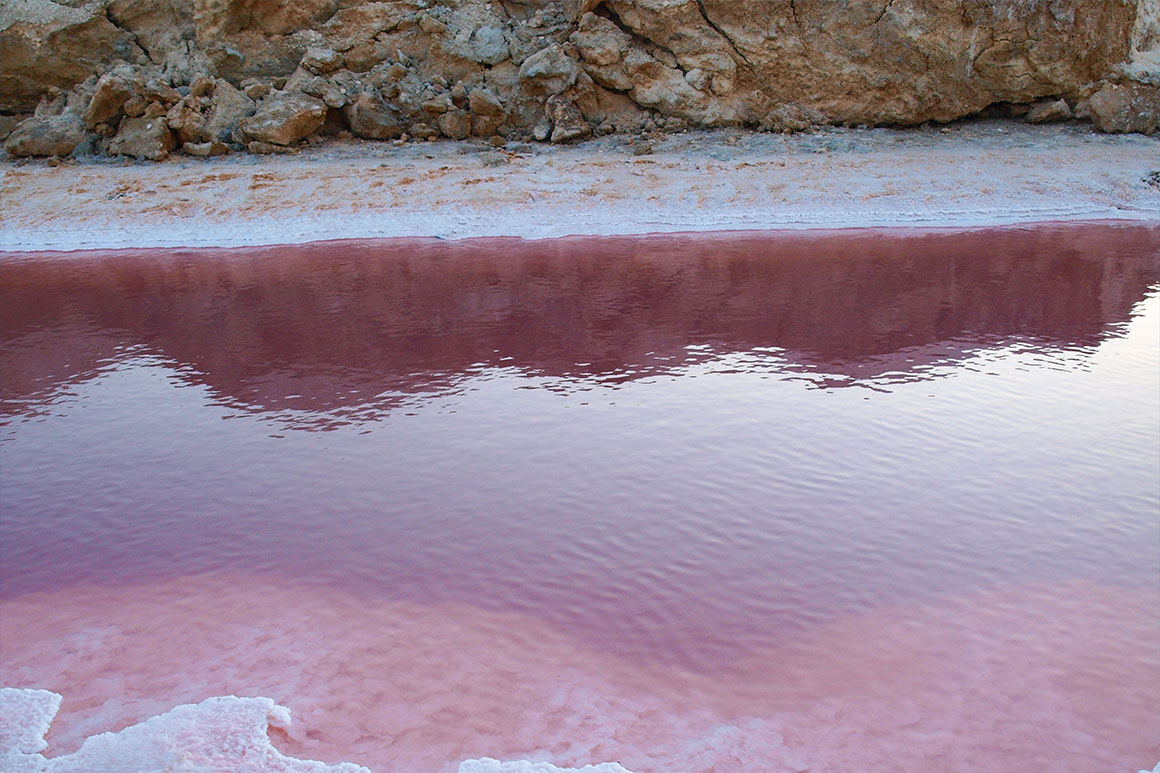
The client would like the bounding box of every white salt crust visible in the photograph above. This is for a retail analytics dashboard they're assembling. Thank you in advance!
[1,124,1157,253]
[0,688,634,773]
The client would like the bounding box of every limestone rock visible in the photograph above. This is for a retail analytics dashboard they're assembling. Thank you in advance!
[182,139,230,156]
[546,95,589,142]
[344,90,403,139]
[0,0,1153,138]
[108,115,175,160]
[204,79,256,141]
[3,113,88,157]
[468,88,504,117]
[1025,98,1073,124]
[438,109,472,140]
[301,47,343,75]
[0,0,145,112]
[240,92,327,145]
[1089,81,1160,134]
[0,113,26,141]
[519,44,581,95]
[83,66,142,129]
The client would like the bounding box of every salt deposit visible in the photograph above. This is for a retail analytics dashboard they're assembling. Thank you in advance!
[0,689,369,772]
[1,124,1157,253]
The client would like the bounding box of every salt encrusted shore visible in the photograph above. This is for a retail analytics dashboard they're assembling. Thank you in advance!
[1,122,1158,253]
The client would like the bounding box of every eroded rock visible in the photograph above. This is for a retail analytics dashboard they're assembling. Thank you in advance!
[108,115,175,160]
[4,113,87,157]
[241,92,327,145]
[1025,98,1073,124]
[1089,81,1160,134]
[344,90,403,139]
[546,95,589,142]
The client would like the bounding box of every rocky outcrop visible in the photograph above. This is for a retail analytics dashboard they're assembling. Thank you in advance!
[1,0,1157,159]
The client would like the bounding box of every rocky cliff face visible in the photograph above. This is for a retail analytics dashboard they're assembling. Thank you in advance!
[2,0,1157,159]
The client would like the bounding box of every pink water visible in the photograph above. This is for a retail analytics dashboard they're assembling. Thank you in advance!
[1,224,1158,771]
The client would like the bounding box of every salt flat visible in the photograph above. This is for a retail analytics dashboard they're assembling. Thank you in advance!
[1,122,1157,252]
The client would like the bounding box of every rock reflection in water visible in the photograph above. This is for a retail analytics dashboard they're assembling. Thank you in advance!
[3,223,1157,424]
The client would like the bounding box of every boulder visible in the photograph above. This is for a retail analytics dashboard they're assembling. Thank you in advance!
[108,115,175,160]
[83,66,142,128]
[4,113,87,156]
[1088,81,1160,134]
[546,95,588,142]
[344,90,403,139]
[203,80,256,141]
[240,92,327,145]
[437,109,472,140]
[0,0,145,112]
[468,88,504,117]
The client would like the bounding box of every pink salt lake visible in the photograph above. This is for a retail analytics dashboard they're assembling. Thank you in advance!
[1,223,1158,771]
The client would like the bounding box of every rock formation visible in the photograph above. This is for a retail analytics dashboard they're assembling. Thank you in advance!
[2,0,1157,158]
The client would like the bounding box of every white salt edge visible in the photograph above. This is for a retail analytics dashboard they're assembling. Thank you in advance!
[1,688,368,773]
[0,688,638,773]
[0,688,61,755]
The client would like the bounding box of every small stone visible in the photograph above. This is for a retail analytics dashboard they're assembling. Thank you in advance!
[336,130,353,140]
[301,47,343,75]
[1089,82,1160,134]
[1025,98,1072,124]
[144,101,166,118]
[422,93,453,115]
[182,140,229,156]
[418,14,446,34]
[189,74,216,98]
[468,88,504,116]
[344,91,402,139]
[468,26,509,65]
[519,43,581,95]
[123,95,147,117]
[243,82,271,101]
[247,140,298,154]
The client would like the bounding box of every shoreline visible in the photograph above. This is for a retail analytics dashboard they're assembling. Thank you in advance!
[2,122,1158,253]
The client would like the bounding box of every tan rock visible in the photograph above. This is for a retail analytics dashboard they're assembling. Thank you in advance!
[344,90,403,139]
[1025,99,1072,124]
[182,139,229,156]
[203,79,256,141]
[240,92,327,145]
[108,115,175,160]
[1089,81,1160,134]
[83,66,142,129]
[0,0,145,112]
[546,95,589,142]
[3,113,88,157]
[301,47,343,75]
[438,109,472,140]
[519,43,581,95]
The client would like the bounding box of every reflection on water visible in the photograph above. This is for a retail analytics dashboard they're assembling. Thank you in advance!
[0,219,1155,766]
[2,225,1156,425]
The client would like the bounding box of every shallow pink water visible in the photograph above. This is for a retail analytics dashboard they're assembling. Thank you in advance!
[1,224,1159,771]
